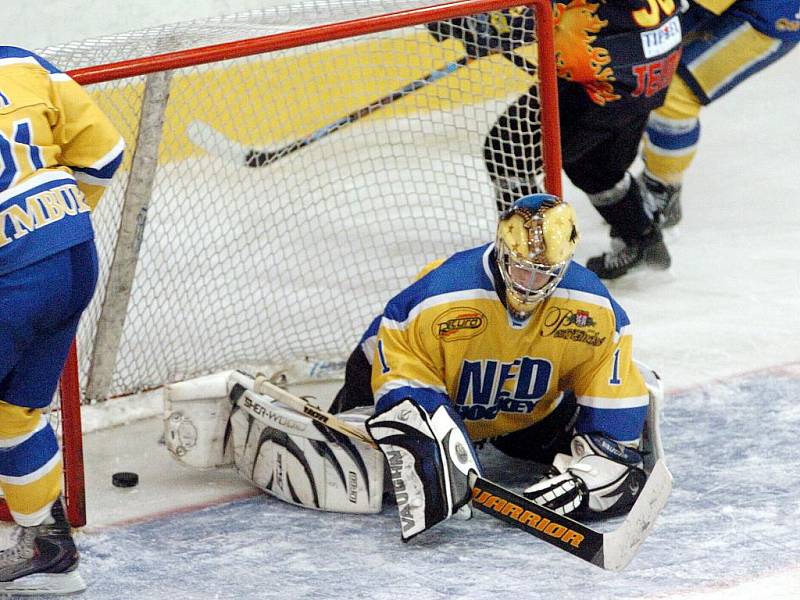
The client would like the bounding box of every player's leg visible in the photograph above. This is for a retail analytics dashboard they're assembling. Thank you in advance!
[555,84,669,279]
[328,344,374,415]
[0,241,97,596]
[640,74,699,228]
[642,12,798,227]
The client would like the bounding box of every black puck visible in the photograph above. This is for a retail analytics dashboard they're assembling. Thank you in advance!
[112,472,139,488]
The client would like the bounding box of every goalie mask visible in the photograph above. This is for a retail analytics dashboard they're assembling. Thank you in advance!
[496,194,579,318]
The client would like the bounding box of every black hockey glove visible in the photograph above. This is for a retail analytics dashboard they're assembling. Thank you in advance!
[426,8,535,58]
[523,433,647,518]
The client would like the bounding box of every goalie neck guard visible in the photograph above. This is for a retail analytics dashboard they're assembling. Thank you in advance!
[495,194,579,320]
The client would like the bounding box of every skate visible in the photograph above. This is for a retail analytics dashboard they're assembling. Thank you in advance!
[0,499,86,596]
[586,227,671,279]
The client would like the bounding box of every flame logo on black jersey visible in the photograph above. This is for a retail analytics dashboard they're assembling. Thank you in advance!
[553,0,620,105]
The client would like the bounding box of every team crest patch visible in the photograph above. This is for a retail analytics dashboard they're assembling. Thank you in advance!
[568,310,595,327]
[432,307,487,342]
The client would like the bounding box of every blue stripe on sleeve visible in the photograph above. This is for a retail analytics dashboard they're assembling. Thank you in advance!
[575,404,648,442]
[0,46,62,74]
[0,425,59,478]
[375,386,450,415]
[72,147,124,181]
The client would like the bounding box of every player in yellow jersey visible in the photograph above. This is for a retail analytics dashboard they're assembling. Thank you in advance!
[0,46,124,595]
[641,1,800,227]
[328,194,658,540]
[173,195,661,542]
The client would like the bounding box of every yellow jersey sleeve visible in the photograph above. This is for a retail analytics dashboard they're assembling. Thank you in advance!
[49,74,125,209]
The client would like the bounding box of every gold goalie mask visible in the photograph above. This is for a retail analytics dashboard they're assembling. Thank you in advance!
[495,194,579,318]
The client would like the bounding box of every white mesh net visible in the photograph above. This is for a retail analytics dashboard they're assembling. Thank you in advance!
[44,0,555,399]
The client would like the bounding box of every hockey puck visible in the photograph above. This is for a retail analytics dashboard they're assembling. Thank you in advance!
[112,472,139,488]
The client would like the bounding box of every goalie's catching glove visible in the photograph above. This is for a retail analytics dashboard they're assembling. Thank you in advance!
[366,399,482,541]
[523,433,647,518]
[426,8,535,58]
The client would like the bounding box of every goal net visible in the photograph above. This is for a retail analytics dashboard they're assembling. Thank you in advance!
[37,0,561,525]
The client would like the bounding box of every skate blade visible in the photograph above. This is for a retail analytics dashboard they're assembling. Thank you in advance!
[0,569,86,595]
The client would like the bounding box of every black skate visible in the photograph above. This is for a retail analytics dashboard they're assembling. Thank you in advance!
[0,499,86,596]
[586,227,671,279]
[642,172,682,228]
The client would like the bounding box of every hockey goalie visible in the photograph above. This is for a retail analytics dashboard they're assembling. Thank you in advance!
[163,195,667,544]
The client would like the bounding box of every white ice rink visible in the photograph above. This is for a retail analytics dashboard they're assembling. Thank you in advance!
[3,2,800,599]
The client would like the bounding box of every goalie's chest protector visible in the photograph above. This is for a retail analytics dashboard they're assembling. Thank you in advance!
[375,245,639,441]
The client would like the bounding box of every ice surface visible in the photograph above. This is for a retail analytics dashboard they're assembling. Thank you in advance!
[60,369,800,599]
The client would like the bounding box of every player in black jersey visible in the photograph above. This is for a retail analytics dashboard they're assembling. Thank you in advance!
[430,1,684,278]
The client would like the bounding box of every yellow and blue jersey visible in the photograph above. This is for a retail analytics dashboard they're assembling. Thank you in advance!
[679,2,800,103]
[368,244,649,445]
[643,0,798,182]
[691,1,800,41]
[0,46,124,276]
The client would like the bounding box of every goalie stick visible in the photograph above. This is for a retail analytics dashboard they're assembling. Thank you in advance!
[251,373,672,571]
[187,51,536,168]
[469,462,672,571]
[252,373,378,448]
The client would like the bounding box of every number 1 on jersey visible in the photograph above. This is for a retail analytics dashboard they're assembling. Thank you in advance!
[377,340,390,374]
[609,348,622,385]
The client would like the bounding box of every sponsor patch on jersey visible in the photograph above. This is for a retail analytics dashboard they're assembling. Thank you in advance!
[640,15,681,59]
[432,307,487,342]
[541,307,606,347]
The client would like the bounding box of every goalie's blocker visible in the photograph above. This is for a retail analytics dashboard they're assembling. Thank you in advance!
[366,399,482,541]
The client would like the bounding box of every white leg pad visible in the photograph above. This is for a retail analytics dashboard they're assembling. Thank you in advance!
[228,377,384,514]
[163,370,244,468]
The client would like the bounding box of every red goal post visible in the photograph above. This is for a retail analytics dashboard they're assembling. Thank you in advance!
[17,0,562,528]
